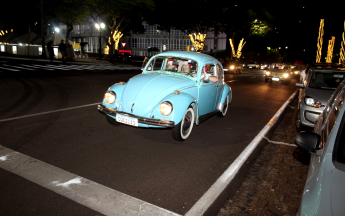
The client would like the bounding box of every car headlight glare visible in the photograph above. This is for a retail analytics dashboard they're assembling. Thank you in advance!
[159,101,173,116]
[230,65,235,69]
[105,91,116,104]
[266,71,271,76]
[283,73,289,78]
[305,97,322,108]
[294,71,299,74]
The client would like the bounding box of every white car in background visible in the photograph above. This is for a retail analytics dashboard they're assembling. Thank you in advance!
[246,61,259,69]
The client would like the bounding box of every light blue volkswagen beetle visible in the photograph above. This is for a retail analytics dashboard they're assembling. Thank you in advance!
[98,51,232,141]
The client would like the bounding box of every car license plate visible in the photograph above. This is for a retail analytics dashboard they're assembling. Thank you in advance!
[272,78,280,81]
[249,67,252,68]
[116,114,138,127]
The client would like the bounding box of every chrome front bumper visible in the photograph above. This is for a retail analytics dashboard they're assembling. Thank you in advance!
[98,104,175,128]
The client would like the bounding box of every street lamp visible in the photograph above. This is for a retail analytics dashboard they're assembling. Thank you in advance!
[95,22,105,60]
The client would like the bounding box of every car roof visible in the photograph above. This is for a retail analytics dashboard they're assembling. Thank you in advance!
[155,51,220,65]
[311,67,345,72]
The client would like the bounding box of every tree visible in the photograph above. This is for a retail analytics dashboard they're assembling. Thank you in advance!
[88,0,154,60]
[56,0,90,42]
[46,0,90,42]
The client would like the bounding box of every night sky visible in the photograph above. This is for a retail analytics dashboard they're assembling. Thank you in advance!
[0,1,344,62]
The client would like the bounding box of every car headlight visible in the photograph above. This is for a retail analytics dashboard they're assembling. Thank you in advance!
[294,71,299,74]
[230,65,235,69]
[159,101,173,116]
[283,73,289,78]
[305,97,322,108]
[105,91,116,104]
[266,71,271,76]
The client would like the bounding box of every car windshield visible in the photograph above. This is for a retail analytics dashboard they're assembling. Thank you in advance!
[309,71,345,89]
[144,56,198,78]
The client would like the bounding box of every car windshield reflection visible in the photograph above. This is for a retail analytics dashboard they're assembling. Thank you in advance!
[309,72,345,89]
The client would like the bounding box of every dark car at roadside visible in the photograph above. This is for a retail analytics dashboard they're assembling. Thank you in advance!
[294,79,345,216]
[295,65,345,131]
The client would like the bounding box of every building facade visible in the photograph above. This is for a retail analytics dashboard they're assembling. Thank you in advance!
[60,18,227,57]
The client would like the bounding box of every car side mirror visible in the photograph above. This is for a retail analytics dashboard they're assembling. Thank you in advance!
[294,132,321,153]
[296,82,305,88]
[202,77,209,83]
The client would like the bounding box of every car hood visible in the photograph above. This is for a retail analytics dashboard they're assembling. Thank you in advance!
[120,73,195,117]
[305,87,335,105]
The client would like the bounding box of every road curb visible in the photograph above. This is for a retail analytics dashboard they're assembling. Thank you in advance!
[186,89,298,216]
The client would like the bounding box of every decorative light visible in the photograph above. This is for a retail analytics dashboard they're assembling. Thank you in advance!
[189,33,206,53]
[109,30,123,50]
[340,21,345,64]
[326,36,335,63]
[229,38,246,58]
[316,19,324,63]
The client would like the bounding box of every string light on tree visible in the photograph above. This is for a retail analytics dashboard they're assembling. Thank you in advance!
[189,33,206,53]
[110,30,123,50]
[340,21,345,64]
[229,38,246,58]
[326,36,335,63]
[316,19,324,63]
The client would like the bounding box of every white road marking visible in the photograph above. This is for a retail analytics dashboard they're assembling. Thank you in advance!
[0,102,101,123]
[0,145,181,216]
[3,64,34,70]
[186,89,298,216]
[0,66,20,71]
[262,136,297,147]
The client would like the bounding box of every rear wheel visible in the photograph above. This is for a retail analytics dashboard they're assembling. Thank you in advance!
[217,95,229,117]
[172,107,195,141]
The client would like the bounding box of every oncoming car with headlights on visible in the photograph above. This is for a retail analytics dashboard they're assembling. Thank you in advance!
[264,66,292,85]
[98,51,232,141]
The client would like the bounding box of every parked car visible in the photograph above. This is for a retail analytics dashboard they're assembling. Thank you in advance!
[98,51,232,141]
[264,66,292,84]
[223,59,242,73]
[294,79,345,216]
[247,61,259,69]
[295,66,345,131]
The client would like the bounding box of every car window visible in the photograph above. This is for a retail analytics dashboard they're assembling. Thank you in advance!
[321,87,345,150]
[203,64,215,76]
[146,57,164,71]
[309,71,345,89]
[333,101,345,171]
[216,64,223,80]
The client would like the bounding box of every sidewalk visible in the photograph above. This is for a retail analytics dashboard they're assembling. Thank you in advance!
[217,94,310,215]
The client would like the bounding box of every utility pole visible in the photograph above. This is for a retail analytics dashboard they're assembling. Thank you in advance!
[40,0,46,58]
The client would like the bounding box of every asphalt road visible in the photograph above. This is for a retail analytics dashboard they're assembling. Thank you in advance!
[0,61,298,215]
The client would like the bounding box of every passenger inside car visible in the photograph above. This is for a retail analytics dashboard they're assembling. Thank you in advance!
[181,61,191,73]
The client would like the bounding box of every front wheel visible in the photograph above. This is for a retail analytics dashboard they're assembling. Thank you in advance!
[172,107,195,141]
[106,115,119,126]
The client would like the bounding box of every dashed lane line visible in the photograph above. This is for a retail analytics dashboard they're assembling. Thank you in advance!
[0,145,181,216]
[0,102,101,123]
